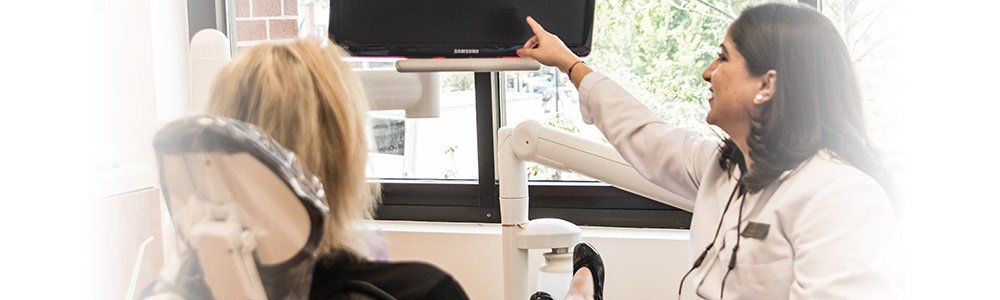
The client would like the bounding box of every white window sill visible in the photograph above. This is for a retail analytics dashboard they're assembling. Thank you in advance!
[370,220,690,241]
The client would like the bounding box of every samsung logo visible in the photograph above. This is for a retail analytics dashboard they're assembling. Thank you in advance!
[454,49,479,54]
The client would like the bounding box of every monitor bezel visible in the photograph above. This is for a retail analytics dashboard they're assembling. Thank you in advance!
[328,0,595,58]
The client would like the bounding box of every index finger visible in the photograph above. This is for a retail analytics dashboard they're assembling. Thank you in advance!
[526,16,548,35]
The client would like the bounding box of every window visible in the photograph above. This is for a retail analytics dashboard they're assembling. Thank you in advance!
[359,60,480,180]
[505,0,808,181]
[818,0,902,168]
[217,0,870,228]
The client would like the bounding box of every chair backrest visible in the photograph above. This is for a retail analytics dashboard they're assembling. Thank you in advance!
[150,115,329,300]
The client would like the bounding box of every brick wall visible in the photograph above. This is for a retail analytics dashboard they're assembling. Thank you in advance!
[234,0,298,51]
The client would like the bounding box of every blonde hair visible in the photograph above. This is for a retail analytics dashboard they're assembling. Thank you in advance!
[208,39,379,260]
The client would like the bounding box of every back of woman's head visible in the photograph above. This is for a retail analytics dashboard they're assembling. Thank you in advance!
[723,3,891,194]
[208,39,379,259]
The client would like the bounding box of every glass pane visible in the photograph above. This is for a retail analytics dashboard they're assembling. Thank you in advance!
[504,68,602,182]
[504,0,786,181]
[227,3,480,180]
[360,59,479,179]
[819,0,902,167]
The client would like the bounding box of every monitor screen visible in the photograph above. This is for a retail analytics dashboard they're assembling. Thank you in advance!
[329,0,595,58]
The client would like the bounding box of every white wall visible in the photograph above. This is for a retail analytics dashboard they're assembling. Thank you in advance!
[150,0,192,121]
[374,221,692,300]
[93,0,157,168]
[0,0,191,297]
[92,0,191,169]
[88,1,190,297]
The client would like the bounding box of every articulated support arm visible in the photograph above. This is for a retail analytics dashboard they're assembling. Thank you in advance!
[497,120,693,300]
[506,120,693,211]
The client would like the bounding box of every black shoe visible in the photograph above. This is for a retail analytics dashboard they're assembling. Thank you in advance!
[530,291,555,300]
[573,242,604,300]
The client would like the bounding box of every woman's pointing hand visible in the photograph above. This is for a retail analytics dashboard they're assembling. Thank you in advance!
[516,16,580,73]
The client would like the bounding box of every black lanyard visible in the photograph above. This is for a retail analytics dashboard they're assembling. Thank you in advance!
[677,177,746,300]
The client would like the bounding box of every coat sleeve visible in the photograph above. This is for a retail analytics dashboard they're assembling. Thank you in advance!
[577,71,720,204]
[786,174,902,299]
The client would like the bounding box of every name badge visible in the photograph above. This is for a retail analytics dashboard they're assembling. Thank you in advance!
[741,222,770,239]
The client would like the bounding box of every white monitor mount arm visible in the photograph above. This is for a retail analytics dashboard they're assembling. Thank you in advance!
[497,120,693,300]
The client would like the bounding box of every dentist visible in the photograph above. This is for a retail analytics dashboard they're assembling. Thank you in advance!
[517,3,900,299]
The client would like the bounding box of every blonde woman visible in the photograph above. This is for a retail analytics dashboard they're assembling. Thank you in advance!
[208,39,469,300]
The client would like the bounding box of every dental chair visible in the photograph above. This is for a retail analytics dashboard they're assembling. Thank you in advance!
[144,115,394,300]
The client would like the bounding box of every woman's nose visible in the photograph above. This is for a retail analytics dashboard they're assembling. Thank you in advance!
[702,61,716,83]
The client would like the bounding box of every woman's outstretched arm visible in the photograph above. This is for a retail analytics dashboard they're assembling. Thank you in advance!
[516,16,718,202]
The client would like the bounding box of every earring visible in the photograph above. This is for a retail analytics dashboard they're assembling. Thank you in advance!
[753,94,764,104]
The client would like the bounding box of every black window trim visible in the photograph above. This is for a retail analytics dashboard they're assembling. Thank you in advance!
[202,0,820,229]
[376,0,822,227]
[375,72,691,228]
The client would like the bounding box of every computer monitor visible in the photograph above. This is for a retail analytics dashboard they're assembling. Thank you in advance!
[329,0,595,58]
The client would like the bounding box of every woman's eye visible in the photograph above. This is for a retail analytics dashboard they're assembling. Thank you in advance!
[717,52,727,61]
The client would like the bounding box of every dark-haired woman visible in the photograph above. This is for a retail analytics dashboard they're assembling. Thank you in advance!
[518,3,900,299]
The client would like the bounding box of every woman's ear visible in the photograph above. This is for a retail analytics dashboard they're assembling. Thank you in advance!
[755,70,778,105]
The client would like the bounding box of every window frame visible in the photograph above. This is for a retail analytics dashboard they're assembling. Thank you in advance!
[375,72,692,228]
[375,0,821,228]
[203,0,820,229]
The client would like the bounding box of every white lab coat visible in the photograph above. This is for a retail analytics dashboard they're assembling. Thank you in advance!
[577,71,902,299]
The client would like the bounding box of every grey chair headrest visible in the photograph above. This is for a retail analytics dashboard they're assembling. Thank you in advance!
[153,115,330,299]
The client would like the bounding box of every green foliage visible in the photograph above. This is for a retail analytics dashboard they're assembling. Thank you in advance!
[442,145,459,179]
[441,72,474,91]
[525,0,781,181]
[527,164,562,180]
[546,117,581,134]
[587,0,777,131]
[495,0,897,181]
[819,0,900,154]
